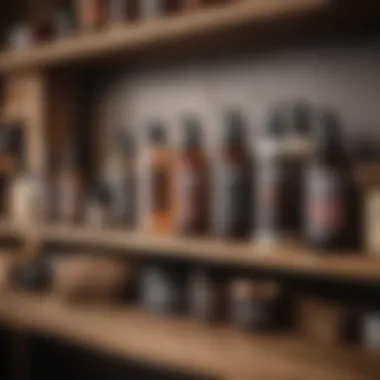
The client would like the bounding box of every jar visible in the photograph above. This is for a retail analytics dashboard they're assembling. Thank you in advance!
[188,268,226,322]
[230,279,281,332]
[140,264,186,315]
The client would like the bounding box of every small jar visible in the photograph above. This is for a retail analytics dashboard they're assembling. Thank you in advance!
[140,264,186,315]
[230,279,281,332]
[188,268,226,322]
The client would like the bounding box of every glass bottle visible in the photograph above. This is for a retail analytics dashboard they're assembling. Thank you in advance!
[177,116,209,236]
[303,110,356,250]
[254,108,287,244]
[148,122,176,234]
[213,110,252,239]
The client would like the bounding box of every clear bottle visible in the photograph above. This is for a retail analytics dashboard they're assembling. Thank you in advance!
[213,110,252,239]
[282,102,314,237]
[254,108,287,244]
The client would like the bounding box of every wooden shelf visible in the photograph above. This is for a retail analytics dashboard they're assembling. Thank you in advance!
[0,223,375,283]
[0,0,327,74]
[0,291,377,380]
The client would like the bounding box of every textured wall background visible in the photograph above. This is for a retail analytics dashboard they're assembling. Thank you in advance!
[96,39,380,229]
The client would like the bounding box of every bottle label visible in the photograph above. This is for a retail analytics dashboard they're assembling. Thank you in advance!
[152,167,171,214]
[178,167,201,228]
[305,167,345,242]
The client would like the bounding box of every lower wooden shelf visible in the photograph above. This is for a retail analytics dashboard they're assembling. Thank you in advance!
[1,222,380,283]
[0,291,377,380]
[33,224,380,283]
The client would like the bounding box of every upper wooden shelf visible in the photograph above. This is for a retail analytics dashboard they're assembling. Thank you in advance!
[0,0,328,74]
[0,292,376,380]
[2,222,378,283]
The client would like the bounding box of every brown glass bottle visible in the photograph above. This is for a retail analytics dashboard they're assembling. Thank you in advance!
[304,110,357,250]
[149,122,176,234]
[177,117,209,236]
[213,110,252,239]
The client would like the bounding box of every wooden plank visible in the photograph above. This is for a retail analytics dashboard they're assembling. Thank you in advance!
[0,0,327,74]
[28,224,380,282]
[0,292,377,380]
[1,221,380,282]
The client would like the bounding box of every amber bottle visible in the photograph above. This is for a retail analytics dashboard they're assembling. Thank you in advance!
[303,110,358,250]
[213,110,252,239]
[149,122,176,234]
[177,117,209,236]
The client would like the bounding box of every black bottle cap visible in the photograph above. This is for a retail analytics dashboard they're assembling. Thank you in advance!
[148,121,167,145]
[267,107,286,137]
[183,116,202,148]
[224,110,246,144]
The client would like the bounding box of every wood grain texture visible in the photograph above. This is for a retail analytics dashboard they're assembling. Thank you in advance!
[0,292,377,380]
[0,0,327,73]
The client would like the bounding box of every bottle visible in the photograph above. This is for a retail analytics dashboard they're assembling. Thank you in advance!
[104,128,137,227]
[55,147,85,225]
[282,102,314,237]
[213,110,252,239]
[148,122,176,234]
[254,108,287,244]
[177,116,209,235]
[303,110,356,250]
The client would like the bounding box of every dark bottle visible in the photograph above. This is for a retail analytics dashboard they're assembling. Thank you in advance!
[213,110,252,239]
[149,122,176,234]
[254,108,287,244]
[177,116,209,236]
[304,110,357,250]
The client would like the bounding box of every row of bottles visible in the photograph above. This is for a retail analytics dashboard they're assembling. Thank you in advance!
[147,104,359,250]
[1,102,370,252]
[4,0,234,50]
